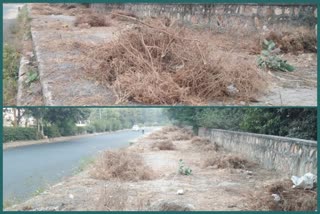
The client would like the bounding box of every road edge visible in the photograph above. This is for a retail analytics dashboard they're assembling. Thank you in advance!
[3,129,131,150]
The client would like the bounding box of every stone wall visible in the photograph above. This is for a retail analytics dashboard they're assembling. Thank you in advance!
[198,128,317,176]
[90,3,317,32]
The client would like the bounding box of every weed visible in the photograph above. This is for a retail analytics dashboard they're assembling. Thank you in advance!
[74,156,95,173]
[178,159,192,175]
[33,186,45,196]
[25,69,39,85]
[257,40,295,72]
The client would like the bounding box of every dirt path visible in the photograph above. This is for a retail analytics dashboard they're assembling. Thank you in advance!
[6,127,284,211]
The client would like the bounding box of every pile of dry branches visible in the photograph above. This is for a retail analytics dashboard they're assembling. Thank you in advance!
[85,16,266,104]
[266,27,317,53]
[250,179,317,211]
[92,150,154,181]
[75,14,110,27]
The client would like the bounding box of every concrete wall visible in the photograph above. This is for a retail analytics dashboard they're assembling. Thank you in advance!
[90,3,317,32]
[198,128,317,176]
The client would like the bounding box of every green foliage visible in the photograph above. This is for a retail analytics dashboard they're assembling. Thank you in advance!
[257,40,295,72]
[3,127,39,142]
[3,44,20,105]
[76,126,87,135]
[44,124,61,138]
[178,159,192,175]
[167,108,316,140]
[25,69,39,85]
[86,124,96,133]
[58,120,77,136]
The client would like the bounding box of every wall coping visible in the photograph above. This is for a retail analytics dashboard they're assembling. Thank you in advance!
[200,128,317,147]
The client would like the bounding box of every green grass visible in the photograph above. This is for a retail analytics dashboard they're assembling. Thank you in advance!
[3,5,32,105]
[33,187,46,196]
[74,156,95,174]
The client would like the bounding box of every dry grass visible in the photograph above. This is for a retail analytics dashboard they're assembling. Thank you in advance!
[75,14,110,27]
[250,179,317,211]
[31,3,91,16]
[161,126,180,133]
[92,150,154,181]
[147,132,169,140]
[152,140,176,150]
[111,10,137,21]
[191,136,220,151]
[265,27,317,54]
[96,183,128,211]
[170,129,193,141]
[203,154,251,169]
[84,17,266,104]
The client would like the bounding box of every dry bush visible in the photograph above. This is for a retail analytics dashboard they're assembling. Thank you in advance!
[265,28,317,54]
[171,131,192,141]
[250,179,317,211]
[191,136,220,151]
[96,183,128,211]
[111,10,137,21]
[84,17,266,105]
[152,140,175,150]
[31,3,64,15]
[161,126,180,133]
[92,150,153,181]
[147,132,169,140]
[75,14,110,27]
[31,3,91,16]
[203,154,250,169]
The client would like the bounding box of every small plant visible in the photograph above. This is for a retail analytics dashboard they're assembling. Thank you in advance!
[33,187,45,196]
[178,159,192,175]
[25,69,39,85]
[257,40,295,72]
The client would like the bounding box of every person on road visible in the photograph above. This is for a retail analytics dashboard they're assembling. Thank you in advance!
[142,129,145,134]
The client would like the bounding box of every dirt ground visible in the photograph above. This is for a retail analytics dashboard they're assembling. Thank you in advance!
[23,4,316,106]
[6,127,288,211]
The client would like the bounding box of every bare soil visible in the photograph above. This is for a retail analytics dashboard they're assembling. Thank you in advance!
[6,128,292,211]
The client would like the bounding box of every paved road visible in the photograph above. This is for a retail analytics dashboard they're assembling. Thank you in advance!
[3,128,155,203]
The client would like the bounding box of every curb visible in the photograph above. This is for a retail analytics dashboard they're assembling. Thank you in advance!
[3,129,131,150]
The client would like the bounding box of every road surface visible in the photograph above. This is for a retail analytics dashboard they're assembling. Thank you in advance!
[3,128,155,203]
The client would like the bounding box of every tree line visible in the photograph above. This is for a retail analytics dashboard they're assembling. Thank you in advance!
[166,108,317,140]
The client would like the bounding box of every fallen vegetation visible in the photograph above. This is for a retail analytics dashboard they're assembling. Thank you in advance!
[75,14,111,27]
[31,3,91,16]
[191,136,220,151]
[265,28,317,54]
[84,16,266,104]
[203,154,252,169]
[92,150,154,181]
[152,140,176,150]
[250,179,317,211]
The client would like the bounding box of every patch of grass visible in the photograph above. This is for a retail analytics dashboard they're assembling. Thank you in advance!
[74,156,95,173]
[3,5,32,105]
[92,150,154,181]
[3,44,20,105]
[25,69,39,85]
[33,187,45,196]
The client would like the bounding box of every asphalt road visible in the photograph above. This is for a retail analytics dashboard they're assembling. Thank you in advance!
[3,128,155,203]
